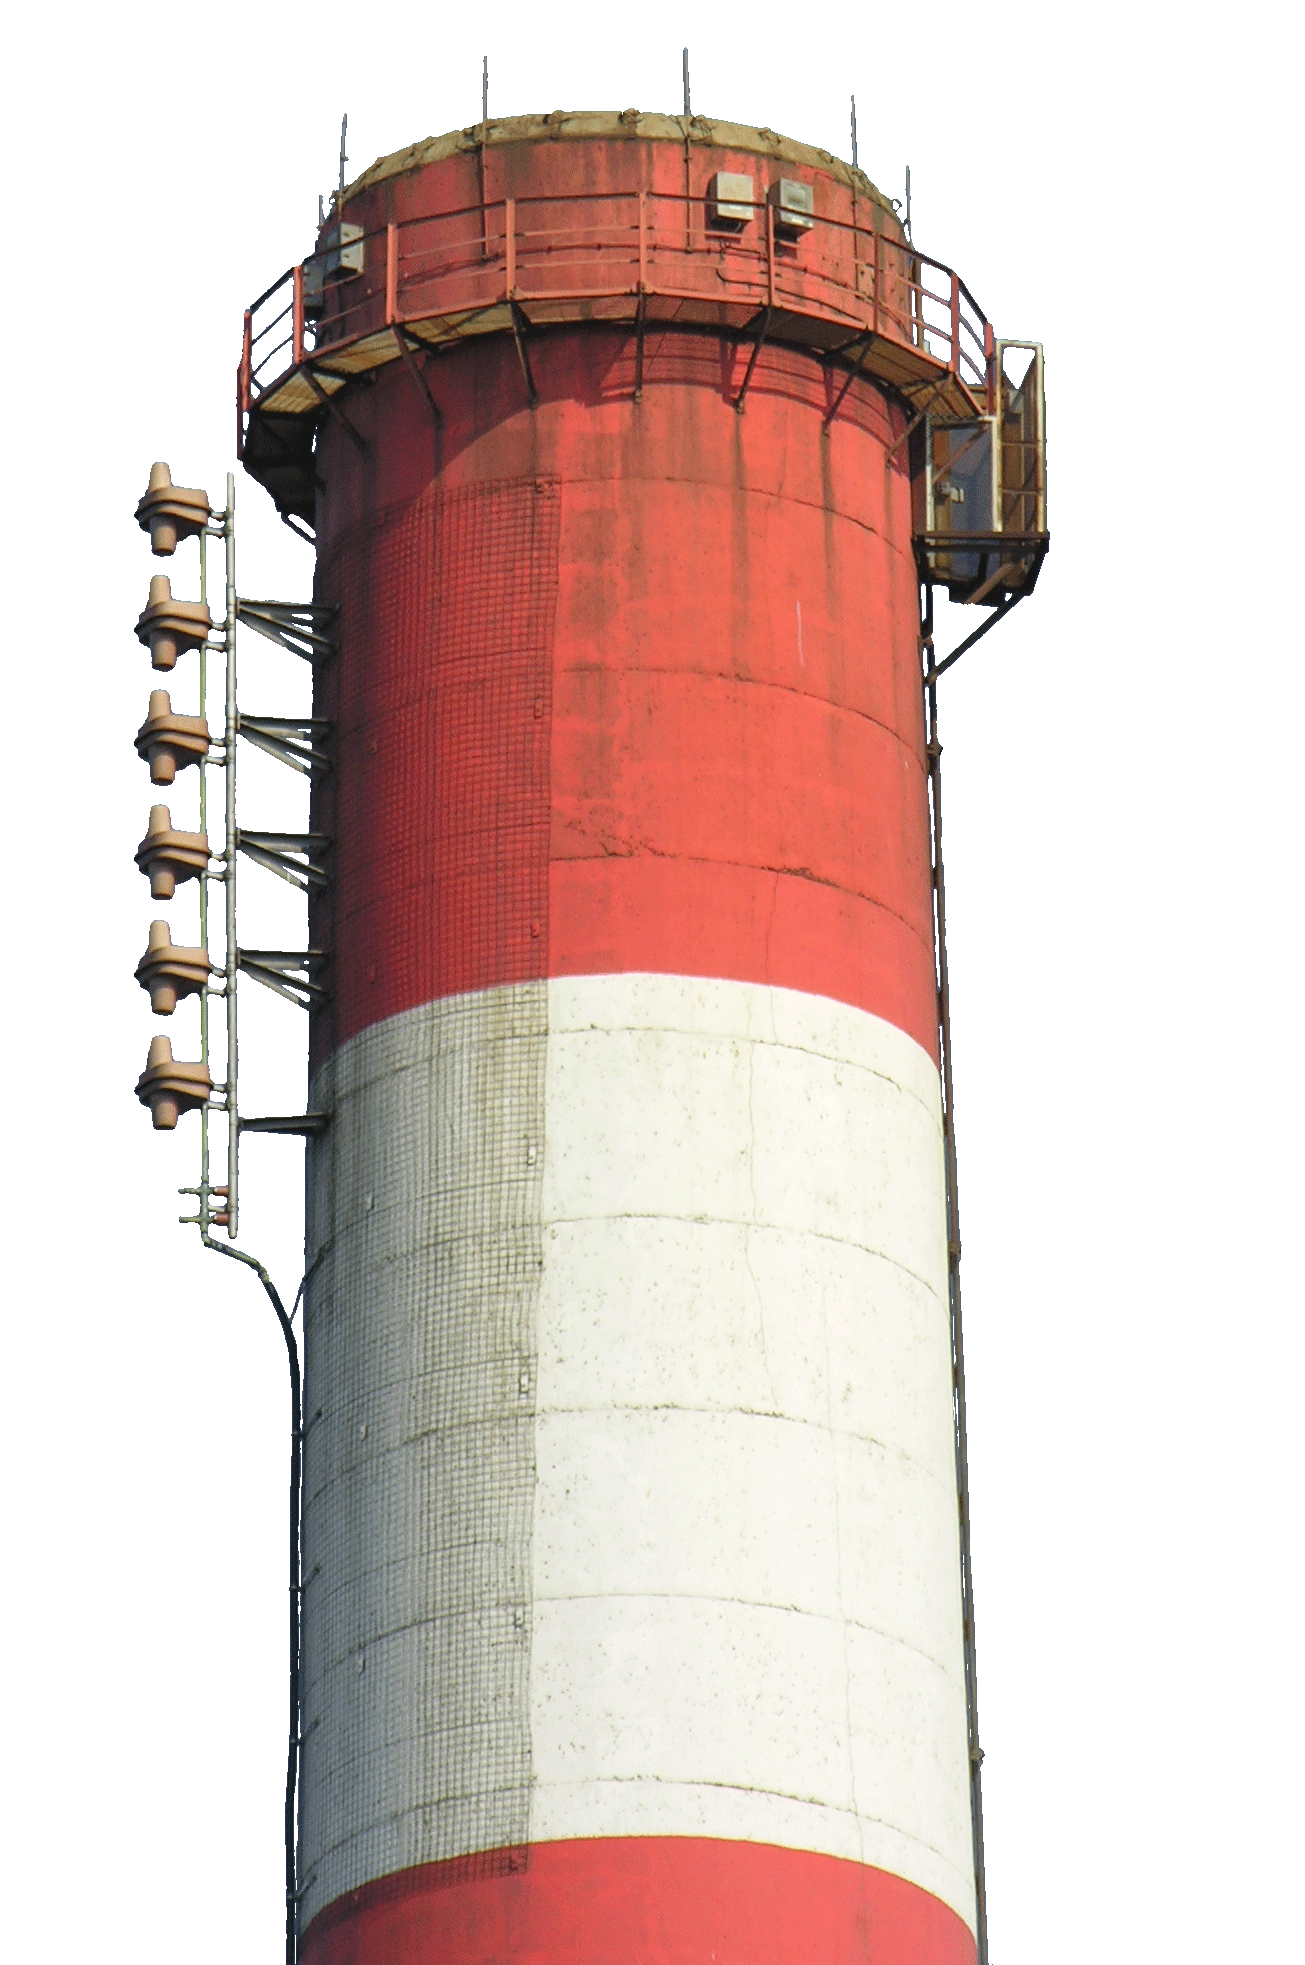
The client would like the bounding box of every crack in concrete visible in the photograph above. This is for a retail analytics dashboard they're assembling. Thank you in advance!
[539,1210,947,1302]
[550,845,935,954]
[544,1010,944,1133]
[559,656,930,760]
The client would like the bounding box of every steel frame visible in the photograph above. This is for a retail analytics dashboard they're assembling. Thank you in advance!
[175,480,336,1247]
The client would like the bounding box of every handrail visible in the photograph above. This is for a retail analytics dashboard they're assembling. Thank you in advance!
[242,188,992,413]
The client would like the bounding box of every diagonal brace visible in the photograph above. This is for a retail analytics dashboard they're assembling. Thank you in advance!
[510,301,538,404]
[925,592,1024,682]
[237,716,333,777]
[391,326,443,426]
[238,948,329,1009]
[633,292,647,403]
[885,376,954,462]
[237,599,337,664]
[236,830,331,891]
[734,305,773,413]
[930,422,990,492]
[238,1113,330,1136]
[824,334,878,428]
[303,369,367,451]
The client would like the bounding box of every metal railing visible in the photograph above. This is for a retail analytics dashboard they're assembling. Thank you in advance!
[240,188,994,415]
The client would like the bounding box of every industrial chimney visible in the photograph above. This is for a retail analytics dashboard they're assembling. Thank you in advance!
[223,105,1048,1965]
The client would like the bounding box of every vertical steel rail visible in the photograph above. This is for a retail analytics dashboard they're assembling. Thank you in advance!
[198,527,211,1235]
[292,267,305,367]
[224,472,239,1238]
[478,85,489,262]
[238,311,252,461]
[922,579,989,1965]
[1033,346,1047,532]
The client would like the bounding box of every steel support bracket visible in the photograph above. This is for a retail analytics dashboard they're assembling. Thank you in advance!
[303,368,367,452]
[885,375,953,463]
[633,291,647,403]
[734,305,773,413]
[391,326,443,426]
[236,830,331,891]
[823,333,878,429]
[236,599,338,665]
[238,1113,330,1136]
[924,592,1024,682]
[510,301,538,404]
[237,948,330,1009]
[237,716,333,777]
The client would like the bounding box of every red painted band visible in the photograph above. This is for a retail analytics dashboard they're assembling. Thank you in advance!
[310,360,937,1072]
[550,857,936,1055]
[301,1837,976,1965]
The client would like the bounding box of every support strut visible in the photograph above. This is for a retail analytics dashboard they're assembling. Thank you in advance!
[510,301,538,404]
[734,305,773,413]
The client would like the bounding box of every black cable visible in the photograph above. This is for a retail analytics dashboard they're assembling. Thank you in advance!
[205,1238,302,1965]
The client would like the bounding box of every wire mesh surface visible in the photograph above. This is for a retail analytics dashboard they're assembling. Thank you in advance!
[311,476,560,1068]
[300,476,559,1924]
[302,990,547,1921]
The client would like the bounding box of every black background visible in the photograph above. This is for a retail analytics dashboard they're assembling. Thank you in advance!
[86,42,1100,1949]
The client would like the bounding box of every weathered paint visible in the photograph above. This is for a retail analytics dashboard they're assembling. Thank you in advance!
[308,113,911,375]
[309,329,934,1077]
[301,1838,975,1965]
[302,978,969,1940]
[299,123,969,1965]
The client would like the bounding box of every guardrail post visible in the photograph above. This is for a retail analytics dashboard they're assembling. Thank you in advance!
[237,308,253,460]
[984,322,996,414]
[505,197,516,299]
[386,224,398,325]
[950,273,962,375]
[766,199,775,310]
[292,268,305,366]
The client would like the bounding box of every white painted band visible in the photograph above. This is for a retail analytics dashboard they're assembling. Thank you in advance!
[302,975,973,1933]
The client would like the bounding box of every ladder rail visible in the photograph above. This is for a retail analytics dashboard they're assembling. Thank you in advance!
[921,576,990,1965]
